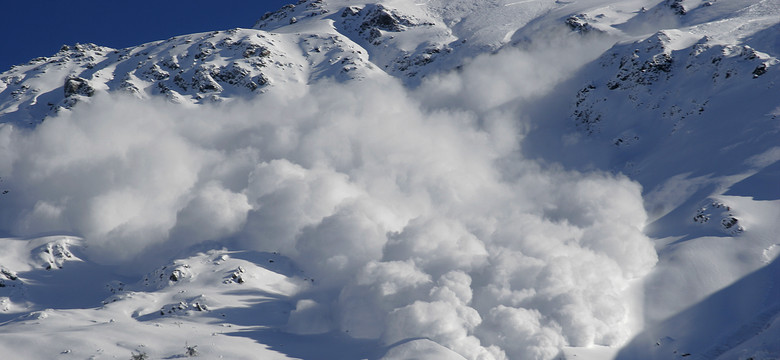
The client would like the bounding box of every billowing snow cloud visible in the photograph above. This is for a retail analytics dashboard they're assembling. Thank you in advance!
[0,36,656,360]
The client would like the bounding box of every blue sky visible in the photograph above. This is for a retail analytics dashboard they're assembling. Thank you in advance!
[0,0,293,71]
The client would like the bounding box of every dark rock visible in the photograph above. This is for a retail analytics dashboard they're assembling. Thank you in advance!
[721,217,739,229]
[565,14,596,34]
[342,6,362,17]
[1,269,18,281]
[63,76,94,97]
[752,63,768,78]
[667,0,687,15]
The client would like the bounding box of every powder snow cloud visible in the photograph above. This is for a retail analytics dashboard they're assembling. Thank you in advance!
[0,34,657,360]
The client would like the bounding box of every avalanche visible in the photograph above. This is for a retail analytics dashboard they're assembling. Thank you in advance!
[0,0,779,359]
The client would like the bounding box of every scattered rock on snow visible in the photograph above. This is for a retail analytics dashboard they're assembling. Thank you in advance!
[693,200,744,235]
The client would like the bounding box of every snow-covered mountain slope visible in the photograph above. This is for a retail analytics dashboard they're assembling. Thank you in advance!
[1,0,780,359]
[0,236,370,359]
[0,0,670,125]
[520,1,780,358]
[0,26,383,126]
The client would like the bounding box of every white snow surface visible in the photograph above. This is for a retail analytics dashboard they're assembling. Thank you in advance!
[1,0,779,359]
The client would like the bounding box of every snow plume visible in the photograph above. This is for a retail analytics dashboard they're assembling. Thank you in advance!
[0,42,656,359]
